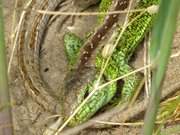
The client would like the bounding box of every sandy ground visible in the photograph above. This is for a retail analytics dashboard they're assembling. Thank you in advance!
[2,0,180,134]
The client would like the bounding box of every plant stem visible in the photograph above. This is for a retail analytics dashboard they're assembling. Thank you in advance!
[0,0,13,134]
[143,0,180,135]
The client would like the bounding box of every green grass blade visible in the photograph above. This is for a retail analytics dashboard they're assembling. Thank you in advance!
[0,0,13,134]
[143,0,180,135]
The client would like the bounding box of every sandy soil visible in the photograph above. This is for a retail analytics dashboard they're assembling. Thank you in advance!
[3,0,180,134]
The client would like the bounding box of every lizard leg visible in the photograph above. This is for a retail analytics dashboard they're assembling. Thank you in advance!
[63,32,88,100]
[67,76,117,126]
[64,32,84,66]
[118,63,143,103]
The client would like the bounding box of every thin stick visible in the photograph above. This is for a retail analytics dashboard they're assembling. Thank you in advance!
[35,8,145,16]
[144,35,149,97]
[8,0,33,74]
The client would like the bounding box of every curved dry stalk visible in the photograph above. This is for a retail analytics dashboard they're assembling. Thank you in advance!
[143,34,151,98]
[11,4,159,16]
[8,0,33,74]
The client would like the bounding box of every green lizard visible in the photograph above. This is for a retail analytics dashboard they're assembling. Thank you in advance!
[98,0,113,23]
[63,0,159,126]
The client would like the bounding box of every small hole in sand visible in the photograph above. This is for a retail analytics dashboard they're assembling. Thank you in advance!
[44,68,49,72]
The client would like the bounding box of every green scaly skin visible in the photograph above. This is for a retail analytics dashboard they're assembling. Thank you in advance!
[98,0,112,23]
[64,0,159,126]
[64,33,84,68]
